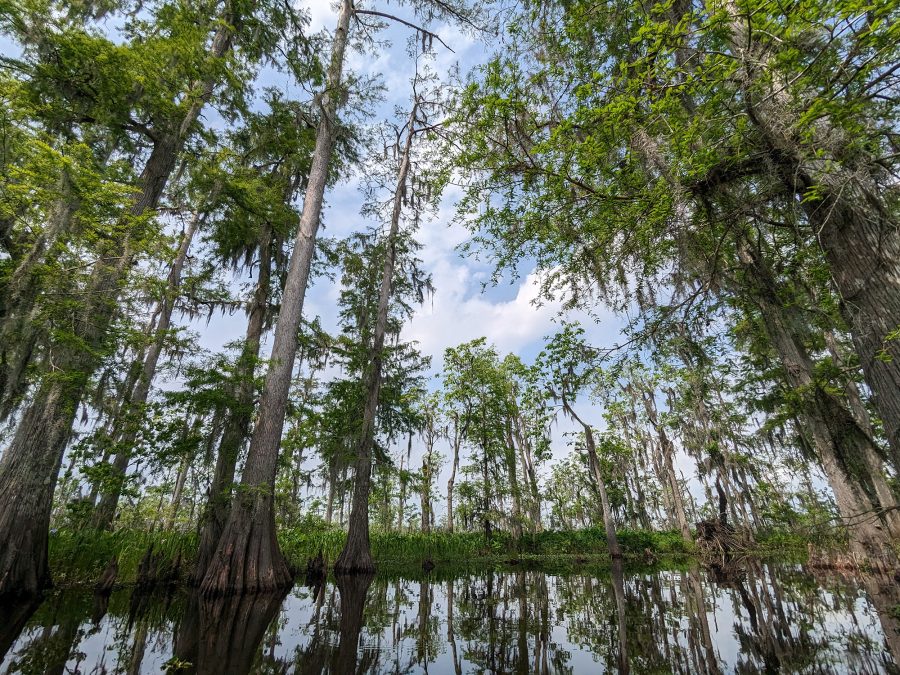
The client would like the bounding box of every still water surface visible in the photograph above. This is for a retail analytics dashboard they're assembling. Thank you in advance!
[2,562,899,674]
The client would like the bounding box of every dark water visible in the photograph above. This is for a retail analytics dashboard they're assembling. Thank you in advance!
[2,562,899,674]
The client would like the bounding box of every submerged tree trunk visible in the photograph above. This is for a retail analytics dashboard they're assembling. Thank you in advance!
[333,573,374,673]
[201,0,353,595]
[335,101,417,575]
[611,558,630,674]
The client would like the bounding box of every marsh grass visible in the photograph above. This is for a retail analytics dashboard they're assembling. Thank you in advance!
[49,529,198,587]
[48,524,834,588]
[47,524,703,587]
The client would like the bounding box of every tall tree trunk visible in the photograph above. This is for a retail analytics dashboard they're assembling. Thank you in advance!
[583,423,622,559]
[335,101,417,575]
[639,388,692,541]
[201,0,353,594]
[446,413,466,533]
[0,17,234,596]
[165,455,191,531]
[726,2,900,466]
[514,413,542,530]
[397,451,407,532]
[0,138,181,597]
[92,204,208,529]
[325,460,337,525]
[0,173,78,420]
[421,442,433,534]
[736,236,900,560]
[194,223,273,582]
[504,423,523,540]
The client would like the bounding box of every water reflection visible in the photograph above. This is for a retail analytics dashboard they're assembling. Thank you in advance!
[2,562,898,674]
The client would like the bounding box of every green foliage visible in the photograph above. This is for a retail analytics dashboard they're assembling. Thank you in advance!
[47,528,198,586]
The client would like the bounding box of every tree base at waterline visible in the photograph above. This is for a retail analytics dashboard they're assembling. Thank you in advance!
[0,521,53,598]
[333,537,376,575]
[199,515,293,596]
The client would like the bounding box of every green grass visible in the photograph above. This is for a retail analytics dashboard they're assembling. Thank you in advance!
[49,528,198,587]
[42,521,872,589]
[46,525,701,587]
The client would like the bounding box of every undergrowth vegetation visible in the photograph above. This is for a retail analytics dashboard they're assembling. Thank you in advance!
[46,523,830,588]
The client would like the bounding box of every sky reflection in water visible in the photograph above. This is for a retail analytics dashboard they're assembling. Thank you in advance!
[2,561,899,674]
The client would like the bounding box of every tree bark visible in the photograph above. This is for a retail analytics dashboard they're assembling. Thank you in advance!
[736,236,900,560]
[0,16,234,597]
[201,0,353,594]
[194,223,273,582]
[165,454,191,531]
[504,423,524,540]
[91,203,208,530]
[725,0,900,466]
[446,413,467,533]
[583,423,622,559]
[0,173,78,421]
[514,413,542,530]
[335,100,417,575]
[638,386,692,541]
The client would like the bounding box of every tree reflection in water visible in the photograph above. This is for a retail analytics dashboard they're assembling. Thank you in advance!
[2,562,898,674]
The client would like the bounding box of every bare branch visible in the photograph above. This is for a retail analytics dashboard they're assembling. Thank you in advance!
[353,9,455,53]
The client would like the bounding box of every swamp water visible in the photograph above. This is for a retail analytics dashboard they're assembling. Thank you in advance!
[1,562,899,674]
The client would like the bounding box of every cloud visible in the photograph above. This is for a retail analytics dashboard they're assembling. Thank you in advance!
[405,265,564,362]
[302,0,339,33]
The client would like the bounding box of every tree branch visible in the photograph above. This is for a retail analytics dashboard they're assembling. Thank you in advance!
[353,9,454,53]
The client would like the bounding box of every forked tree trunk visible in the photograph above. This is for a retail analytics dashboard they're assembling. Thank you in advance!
[582,423,621,559]
[504,424,524,539]
[638,387,692,541]
[335,100,417,575]
[165,455,191,531]
[200,0,353,594]
[513,413,542,530]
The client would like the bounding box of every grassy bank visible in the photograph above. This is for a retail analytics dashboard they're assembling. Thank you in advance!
[47,524,817,588]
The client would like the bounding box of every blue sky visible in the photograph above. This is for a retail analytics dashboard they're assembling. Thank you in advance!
[185,0,641,510]
[0,0,723,518]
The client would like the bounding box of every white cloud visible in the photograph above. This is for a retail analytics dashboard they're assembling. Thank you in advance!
[405,266,563,361]
[301,0,339,33]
